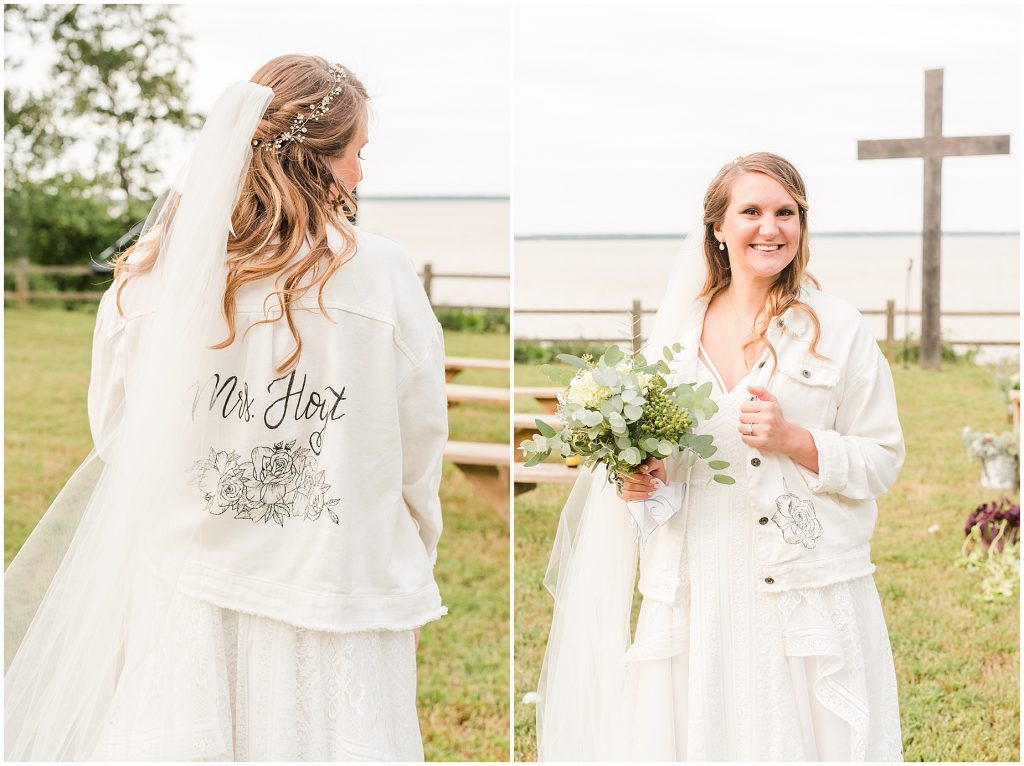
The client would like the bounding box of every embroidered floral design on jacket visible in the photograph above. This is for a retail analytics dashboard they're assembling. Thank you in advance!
[189,440,341,527]
[771,477,823,549]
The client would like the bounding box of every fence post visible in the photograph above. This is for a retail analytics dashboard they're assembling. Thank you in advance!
[422,262,433,302]
[15,257,30,309]
[885,299,895,358]
[630,298,642,353]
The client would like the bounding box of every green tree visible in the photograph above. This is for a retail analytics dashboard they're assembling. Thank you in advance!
[4,4,199,271]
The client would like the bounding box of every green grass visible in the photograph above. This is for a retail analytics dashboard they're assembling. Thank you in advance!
[4,308,510,762]
[513,356,1020,762]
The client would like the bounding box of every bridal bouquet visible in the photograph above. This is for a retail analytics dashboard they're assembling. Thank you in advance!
[519,344,733,489]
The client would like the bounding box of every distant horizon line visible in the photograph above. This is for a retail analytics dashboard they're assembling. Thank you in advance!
[361,194,509,202]
[515,231,1020,241]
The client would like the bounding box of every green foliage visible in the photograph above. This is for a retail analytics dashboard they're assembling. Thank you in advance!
[5,4,200,205]
[956,521,1020,602]
[519,345,731,485]
[434,307,509,334]
[514,340,609,365]
[892,332,977,365]
[3,174,151,271]
[5,4,198,268]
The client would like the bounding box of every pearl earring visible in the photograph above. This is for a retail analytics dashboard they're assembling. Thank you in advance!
[718,241,725,251]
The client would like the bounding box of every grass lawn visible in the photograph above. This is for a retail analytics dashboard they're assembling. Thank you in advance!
[4,307,510,763]
[513,355,1020,762]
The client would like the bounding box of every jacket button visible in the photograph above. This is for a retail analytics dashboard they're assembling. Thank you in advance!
[758,516,769,525]
[801,369,811,378]
[757,360,765,368]
[750,457,761,467]
[764,577,775,584]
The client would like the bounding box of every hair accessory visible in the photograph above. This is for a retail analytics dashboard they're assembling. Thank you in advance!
[252,63,349,154]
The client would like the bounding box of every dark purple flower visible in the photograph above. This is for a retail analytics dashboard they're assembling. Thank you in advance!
[965,497,1020,551]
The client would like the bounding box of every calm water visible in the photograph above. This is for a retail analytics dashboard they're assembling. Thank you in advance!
[358,197,509,310]
[351,200,1018,363]
[515,234,1020,363]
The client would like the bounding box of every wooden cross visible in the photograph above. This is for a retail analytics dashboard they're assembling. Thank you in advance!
[858,68,1010,370]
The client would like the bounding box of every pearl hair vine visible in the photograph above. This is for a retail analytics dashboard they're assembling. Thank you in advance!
[251,63,350,154]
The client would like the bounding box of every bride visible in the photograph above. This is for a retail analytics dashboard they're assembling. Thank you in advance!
[5,55,448,761]
[536,153,905,761]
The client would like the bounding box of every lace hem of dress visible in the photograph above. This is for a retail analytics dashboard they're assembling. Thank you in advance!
[776,578,903,761]
[91,593,423,762]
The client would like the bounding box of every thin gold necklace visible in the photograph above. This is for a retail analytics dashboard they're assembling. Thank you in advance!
[725,290,761,336]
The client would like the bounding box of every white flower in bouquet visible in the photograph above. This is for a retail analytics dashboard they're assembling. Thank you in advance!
[520,344,734,489]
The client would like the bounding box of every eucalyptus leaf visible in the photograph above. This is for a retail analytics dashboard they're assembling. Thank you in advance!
[540,363,575,385]
[536,418,557,438]
[708,459,730,470]
[556,354,590,370]
[713,474,736,485]
[603,344,624,366]
[592,366,620,387]
[599,395,624,417]
[623,403,643,421]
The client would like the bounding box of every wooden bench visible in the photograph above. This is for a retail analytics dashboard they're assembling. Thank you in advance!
[514,461,582,495]
[513,412,562,446]
[444,440,510,520]
[514,386,561,414]
[444,356,510,382]
[446,383,511,408]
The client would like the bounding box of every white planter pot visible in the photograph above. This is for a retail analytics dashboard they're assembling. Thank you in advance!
[980,455,1020,489]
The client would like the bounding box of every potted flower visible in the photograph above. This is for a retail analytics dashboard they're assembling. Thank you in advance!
[962,427,1020,489]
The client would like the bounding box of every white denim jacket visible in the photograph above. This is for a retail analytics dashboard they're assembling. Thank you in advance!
[88,228,448,632]
[660,285,905,592]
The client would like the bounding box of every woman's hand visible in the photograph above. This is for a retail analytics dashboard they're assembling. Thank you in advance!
[414,628,421,650]
[740,385,819,473]
[616,457,667,501]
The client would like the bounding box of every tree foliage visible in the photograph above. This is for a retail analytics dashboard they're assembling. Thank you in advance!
[4,4,199,269]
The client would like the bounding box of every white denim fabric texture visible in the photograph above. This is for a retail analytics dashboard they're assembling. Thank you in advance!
[89,227,449,634]
[655,287,907,594]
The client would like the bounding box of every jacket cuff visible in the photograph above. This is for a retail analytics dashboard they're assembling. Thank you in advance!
[805,428,849,494]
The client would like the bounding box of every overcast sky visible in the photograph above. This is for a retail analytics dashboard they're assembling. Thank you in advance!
[4,2,511,198]
[5,2,1020,232]
[515,2,1020,234]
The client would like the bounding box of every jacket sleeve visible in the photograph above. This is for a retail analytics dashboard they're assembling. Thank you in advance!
[87,286,127,458]
[805,331,905,500]
[396,323,448,564]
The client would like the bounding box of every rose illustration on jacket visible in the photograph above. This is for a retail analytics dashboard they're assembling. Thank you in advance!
[252,444,298,486]
[190,448,250,517]
[294,461,339,523]
[217,473,247,514]
[189,440,340,527]
[771,478,823,549]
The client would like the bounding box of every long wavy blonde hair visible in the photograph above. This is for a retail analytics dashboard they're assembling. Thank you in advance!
[700,152,826,370]
[115,54,369,374]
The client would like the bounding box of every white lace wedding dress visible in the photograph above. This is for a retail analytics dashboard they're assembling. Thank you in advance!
[92,592,424,761]
[621,348,903,761]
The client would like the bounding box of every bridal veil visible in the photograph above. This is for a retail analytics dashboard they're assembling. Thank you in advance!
[4,82,274,760]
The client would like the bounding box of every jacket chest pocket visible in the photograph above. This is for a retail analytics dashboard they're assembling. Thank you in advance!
[771,358,840,430]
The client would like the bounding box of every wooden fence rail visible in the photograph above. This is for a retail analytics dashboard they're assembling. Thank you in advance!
[3,258,510,311]
[517,298,1019,352]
